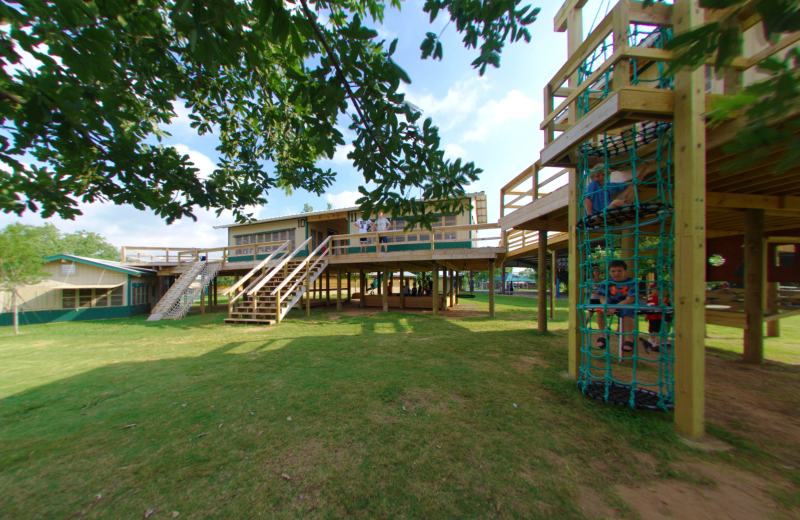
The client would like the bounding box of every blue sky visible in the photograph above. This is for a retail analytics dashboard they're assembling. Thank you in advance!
[1,0,611,250]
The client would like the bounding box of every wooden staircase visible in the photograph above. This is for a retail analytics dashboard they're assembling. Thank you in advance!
[148,260,223,321]
[223,236,332,325]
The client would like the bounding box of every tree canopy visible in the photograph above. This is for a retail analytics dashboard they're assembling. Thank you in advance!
[0,0,539,228]
[0,223,120,260]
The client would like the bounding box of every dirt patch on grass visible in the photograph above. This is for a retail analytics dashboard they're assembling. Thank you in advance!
[577,485,618,519]
[615,462,784,520]
[704,353,800,466]
[511,355,547,372]
[486,353,501,358]
[400,388,455,414]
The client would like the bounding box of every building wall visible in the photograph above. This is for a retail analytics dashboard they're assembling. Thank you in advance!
[0,259,158,326]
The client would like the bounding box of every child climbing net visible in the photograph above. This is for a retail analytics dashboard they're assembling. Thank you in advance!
[576,120,675,411]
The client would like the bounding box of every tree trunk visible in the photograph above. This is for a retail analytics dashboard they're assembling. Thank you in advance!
[13,289,19,335]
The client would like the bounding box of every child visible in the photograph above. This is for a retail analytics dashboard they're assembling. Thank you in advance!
[642,283,663,353]
[594,260,637,352]
[584,157,656,217]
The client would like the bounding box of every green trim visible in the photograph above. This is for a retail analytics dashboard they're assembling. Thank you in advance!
[233,227,294,238]
[227,251,310,263]
[131,282,149,287]
[43,254,154,276]
[0,304,151,326]
[345,241,473,255]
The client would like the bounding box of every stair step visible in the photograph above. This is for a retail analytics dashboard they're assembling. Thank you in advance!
[224,318,275,324]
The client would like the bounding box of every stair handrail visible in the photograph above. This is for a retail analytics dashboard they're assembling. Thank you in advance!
[245,236,313,296]
[223,240,291,297]
[165,260,222,319]
[270,236,332,298]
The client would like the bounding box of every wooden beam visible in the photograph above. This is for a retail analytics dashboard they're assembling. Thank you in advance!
[336,267,342,311]
[550,250,556,319]
[487,260,495,318]
[743,209,765,363]
[567,170,581,377]
[673,0,707,439]
[554,0,589,32]
[432,264,439,316]
[538,230,548,333]
[400,271,405,309]
[382,266,389,312]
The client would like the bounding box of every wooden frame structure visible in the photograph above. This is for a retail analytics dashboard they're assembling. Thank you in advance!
[497,0,800,438]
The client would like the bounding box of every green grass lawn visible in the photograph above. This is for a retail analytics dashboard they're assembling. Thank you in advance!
[1,295,797,519]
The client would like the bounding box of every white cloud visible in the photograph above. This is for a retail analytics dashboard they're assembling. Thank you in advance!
[462,90,542,142]
[170,100,193,127]
[172,144,217,180]
[401,76,490,131]
[443,143,467,160]
[331,144,355,164]
[325,190,361,209]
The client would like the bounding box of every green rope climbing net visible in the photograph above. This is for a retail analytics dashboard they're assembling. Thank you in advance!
[576,21,676,412]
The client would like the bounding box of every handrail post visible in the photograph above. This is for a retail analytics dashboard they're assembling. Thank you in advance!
[305,259,311,317]
[276,288,282,324]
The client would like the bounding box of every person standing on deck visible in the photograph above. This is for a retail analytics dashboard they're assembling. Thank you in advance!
[373,211,393,253]
[355,214,373,253]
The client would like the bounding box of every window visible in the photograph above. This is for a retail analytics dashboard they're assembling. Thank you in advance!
[110,286,123,306]
[242,236,249,245]
[407,233,418,242]
[298,218,306,227]
[431,218,442,228]
[419,233,430,242]
[132,285,149,305]
[394,219,406,242]
[62,289,76,309]
[94,289,109,307]
[61,264,76,275]
[281,231,288,241]
[79,289,93,308]
[444,215,456,227]
[434,233,443,241]
[272,232,280,242]
[445,231,457,240]
[349,212,358,223]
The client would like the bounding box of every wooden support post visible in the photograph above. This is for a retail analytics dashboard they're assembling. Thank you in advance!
[501,263,506,294]
[469,271,474,293]
[306,260,311,317]
[382,266,389,312]
[673,0,707,439]
[336,267,342,311]
[346,270,351,301]
[400,271,405,309]
[550,250,556,320]
[488,261,495,318]
[744,209,765,363]
[326,269,331,306]
[276,288,282,324]
[766,282,780,337]
[568,169,581,377]
[450,271,455,308]
[432,264,439,316]
[538,230,548,333]
[443,269,448,309]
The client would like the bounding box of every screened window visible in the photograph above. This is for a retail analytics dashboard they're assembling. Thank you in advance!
[110,286,123,306]
[272,232,280,242]
[94,289,109,307]
[235,237,242,246]
[407,234,418,242]
[62,289,76,309]
[445,231,457,240]
[434,233,443,241]
[61,264,76,275]
[419,233,430,242]
[444,215,457,227]
[431,218,442,228]
[79,289,93,307]
[281,231,288,241]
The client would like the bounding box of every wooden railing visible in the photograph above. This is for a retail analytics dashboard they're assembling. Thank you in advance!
[269,236,333,323]
[328,223,503,254]
[222,240,293,312]
[541,0,798,145]
[121,241,289,265]
[500,161,568,219]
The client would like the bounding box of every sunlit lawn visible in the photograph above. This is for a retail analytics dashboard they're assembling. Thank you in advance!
[0,295,797,518]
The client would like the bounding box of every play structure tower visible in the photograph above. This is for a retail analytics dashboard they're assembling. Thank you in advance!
[498,0,800,438]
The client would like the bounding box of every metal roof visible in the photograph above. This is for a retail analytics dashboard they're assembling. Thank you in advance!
[44,254,157,276]
[213,192,486,230]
